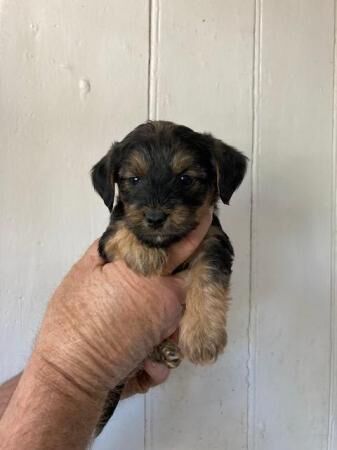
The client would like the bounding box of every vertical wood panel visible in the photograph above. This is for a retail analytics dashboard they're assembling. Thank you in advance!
[251,1,335,449]
[0,1,149,449]
[146,1,255,449]
[1,1,337,449]
[328,3,337,448]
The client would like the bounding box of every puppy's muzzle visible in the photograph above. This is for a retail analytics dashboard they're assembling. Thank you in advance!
[145,209,168,229]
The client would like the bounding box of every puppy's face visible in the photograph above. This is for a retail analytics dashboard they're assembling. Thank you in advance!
[92,121,247,247]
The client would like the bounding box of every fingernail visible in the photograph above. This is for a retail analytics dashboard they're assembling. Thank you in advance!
[149,361,161,369]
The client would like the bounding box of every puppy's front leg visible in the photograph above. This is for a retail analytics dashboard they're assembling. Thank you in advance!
[179,221,233,364]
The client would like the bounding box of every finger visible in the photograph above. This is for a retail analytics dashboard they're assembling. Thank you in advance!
[120,372,150,399]
[143,360,170,384]
[121,360,170,400]
[121,369,166,399]
[165,208,213,274]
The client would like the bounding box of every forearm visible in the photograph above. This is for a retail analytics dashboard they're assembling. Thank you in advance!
[0,373,21,420]
[0,355,108,450]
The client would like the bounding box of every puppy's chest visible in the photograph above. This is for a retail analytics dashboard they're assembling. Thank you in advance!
[100,222,168,276]
[99,215,234,282]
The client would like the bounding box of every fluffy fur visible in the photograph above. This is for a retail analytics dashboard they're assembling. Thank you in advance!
[91,120,247,434]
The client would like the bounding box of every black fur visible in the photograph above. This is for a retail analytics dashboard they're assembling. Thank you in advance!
[91,120,247,435]
[206,215,234,282]
[91,148,116,211]
[92,121,247,253]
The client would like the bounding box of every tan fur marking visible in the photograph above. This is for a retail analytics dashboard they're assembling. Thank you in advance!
[121,151,148,177]
[169,205,192,228]
[171,151,195,174]
[185,168,206,178]
[125,204,145,225]
[104,226,167,276]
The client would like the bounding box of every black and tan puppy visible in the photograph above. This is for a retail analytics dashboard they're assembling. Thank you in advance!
[92,120,247,432]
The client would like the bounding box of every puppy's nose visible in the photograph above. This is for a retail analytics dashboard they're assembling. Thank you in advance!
[145,209,168,228]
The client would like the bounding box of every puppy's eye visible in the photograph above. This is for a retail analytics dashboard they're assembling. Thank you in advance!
[179,174,193,185]
[129,176,141,185]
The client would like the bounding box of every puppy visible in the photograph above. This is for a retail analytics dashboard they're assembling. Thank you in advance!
[92,120,247,433]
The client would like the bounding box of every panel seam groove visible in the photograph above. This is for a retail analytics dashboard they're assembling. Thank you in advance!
[148,0,160,121]
[247,0,262,449]
[328,0,337,448]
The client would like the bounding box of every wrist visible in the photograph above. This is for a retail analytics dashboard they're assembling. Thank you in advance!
[0,353,107,450]
[30,351,109,406]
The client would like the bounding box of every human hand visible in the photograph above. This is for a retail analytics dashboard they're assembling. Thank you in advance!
[0,211,213,450]
[33,209,213,400]
[121,328,180,399]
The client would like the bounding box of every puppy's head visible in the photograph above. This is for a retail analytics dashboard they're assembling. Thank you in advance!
[92,121,247,247]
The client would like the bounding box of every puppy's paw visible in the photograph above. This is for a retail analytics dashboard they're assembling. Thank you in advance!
[179,316,227,365]
[150,340,183,368]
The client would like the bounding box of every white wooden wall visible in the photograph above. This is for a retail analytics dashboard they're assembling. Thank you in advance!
[0,1,336,449]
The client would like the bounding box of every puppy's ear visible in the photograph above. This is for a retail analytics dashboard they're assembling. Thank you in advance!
[91,143,118,211]
[212,139,248,205]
